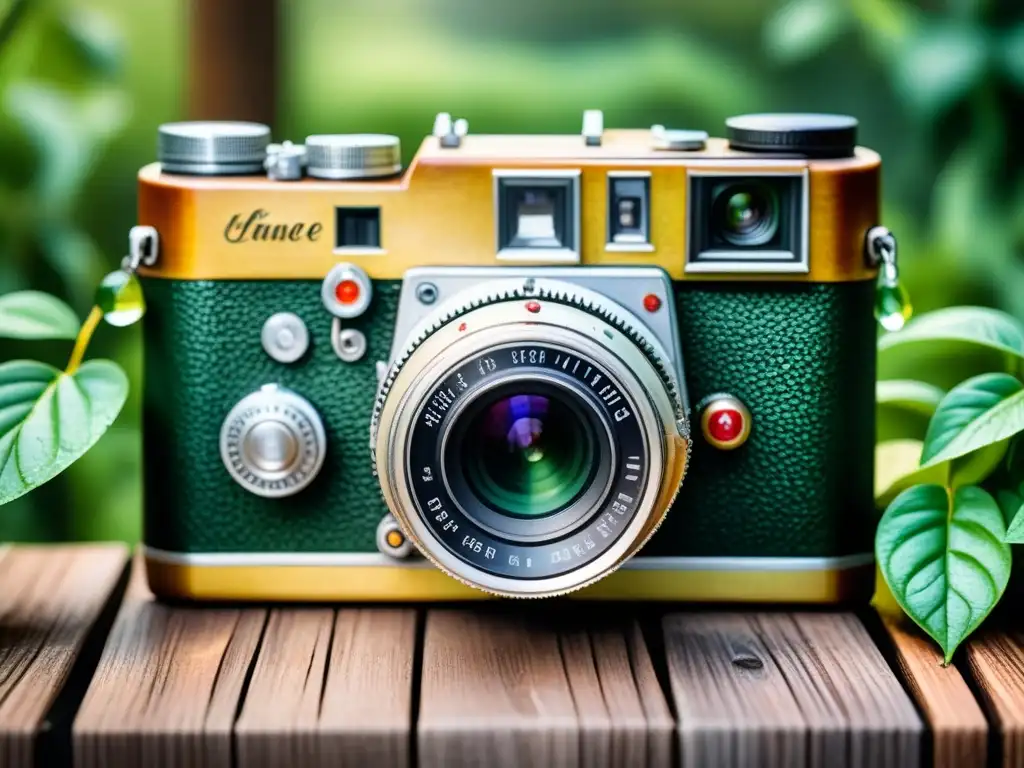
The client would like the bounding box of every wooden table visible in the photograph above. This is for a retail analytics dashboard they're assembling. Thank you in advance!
[0,544,1015,768]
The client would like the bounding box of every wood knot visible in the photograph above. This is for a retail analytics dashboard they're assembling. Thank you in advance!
[731,653,763,670]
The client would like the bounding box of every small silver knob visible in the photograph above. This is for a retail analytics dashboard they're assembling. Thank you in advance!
[304,134,401,179]
[220,385,327,498]
[261,312,309,363]
[158,121,270,175]
[651,125,708,151]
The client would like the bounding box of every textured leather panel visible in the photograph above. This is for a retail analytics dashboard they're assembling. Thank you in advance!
[143,278,875,560]
[645,280,877,558]
[142,279,398,553]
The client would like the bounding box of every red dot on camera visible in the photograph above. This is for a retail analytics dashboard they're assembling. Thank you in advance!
[334,279,360,305]
[525,301,541,314]
[458,322,467,331]
[708,408,743,443]
[643,294,662,313]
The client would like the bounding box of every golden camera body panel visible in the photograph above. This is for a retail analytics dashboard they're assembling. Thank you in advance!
[138,132,878,283]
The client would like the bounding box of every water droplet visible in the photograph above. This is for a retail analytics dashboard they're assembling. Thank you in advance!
[875,278,912,332]
[96,270,146,327]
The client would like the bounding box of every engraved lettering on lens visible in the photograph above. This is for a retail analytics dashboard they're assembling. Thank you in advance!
[373,280,689,598]
[224,209,323,243]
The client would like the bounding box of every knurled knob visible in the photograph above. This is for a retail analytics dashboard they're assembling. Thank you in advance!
[158,121,270,175]
[219,385,327,498]
[304,134,402,179]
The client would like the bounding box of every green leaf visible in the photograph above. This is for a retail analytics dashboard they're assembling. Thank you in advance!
[58,7,124,76]
[922,374,1024,466]
[1006,502,1024,543]
[878,306,1024,389]
[0,291,80,339]
[875,439,947,509]
[0,359,128,506]
[877,379,945,442]
[951,441,1010,488]
[891,22,989,118]
[876,484,1010,663]
[764,0,850,63]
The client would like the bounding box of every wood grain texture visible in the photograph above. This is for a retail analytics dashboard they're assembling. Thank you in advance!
[965,628,1024,768]
[73,559,266,768]
[881,615,987,768]
[418,610,672,768]
[663,613,807,768]
[0,544,128,768]
[318,610,417,768]
[664,612,922,768]
[234,607,416,768]
[783,613,922,768]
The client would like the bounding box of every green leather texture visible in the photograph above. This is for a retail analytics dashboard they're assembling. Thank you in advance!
[646,280,876,558]
[142,278,396,554]
[142,277,875,559]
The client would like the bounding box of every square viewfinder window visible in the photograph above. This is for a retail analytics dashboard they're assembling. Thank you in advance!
[335,207,381,249]
[495,173,579,261]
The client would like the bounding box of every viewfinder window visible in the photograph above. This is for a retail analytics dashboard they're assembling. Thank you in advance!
[335,207,381,250]
[607,172,651,250]
[494,171,580,262]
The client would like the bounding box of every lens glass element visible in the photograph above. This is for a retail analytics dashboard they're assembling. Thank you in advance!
[713,183,779,246]
[459,392,596,519]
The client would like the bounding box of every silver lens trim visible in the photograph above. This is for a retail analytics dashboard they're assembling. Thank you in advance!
[374,283,688,598]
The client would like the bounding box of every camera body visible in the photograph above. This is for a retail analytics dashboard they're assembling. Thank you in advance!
[139,112,880,602]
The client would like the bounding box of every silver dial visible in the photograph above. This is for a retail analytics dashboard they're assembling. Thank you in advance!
[158,121,270,175]
[304,134,401,179]
[219,385,326,498]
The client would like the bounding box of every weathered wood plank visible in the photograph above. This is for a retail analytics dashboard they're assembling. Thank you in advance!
[0,544,128,768]
[317,610,417,768]
[881,615,987,768]
[663,612,922,768]
[965,628,1024,768]
[785,613,923,767]
[663,613,807,768]
[418,610,671,768]
[73,560,266,768]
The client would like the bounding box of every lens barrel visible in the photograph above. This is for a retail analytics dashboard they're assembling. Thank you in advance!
[372,279,689,598]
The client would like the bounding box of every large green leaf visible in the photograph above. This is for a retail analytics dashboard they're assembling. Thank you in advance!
[876,484,1010,663]
[1000,23,1024,89]
[922,374,1024,466]
[877,379,945,442]
[0,291,80,340]
[0,359,128,506]
[764,0,850,63]
[878,307,1024,389]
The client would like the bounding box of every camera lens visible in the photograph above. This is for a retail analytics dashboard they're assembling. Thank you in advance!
[713,183,779,246]
[373,278,691,598]
[459,391,596,519]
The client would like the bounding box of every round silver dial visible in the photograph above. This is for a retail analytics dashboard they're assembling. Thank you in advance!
[219,385,326,498]
[158,121,270,175]
[304,134,401,179]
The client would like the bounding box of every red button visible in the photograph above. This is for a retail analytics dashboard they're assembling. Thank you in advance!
[525,301,541,314]
[335,279,360,305]
[642,293,662,313]
[708,408,743,442]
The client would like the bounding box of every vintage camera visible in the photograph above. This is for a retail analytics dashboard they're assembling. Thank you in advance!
[137,110,882,602]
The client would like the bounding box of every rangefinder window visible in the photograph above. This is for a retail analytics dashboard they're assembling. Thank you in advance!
[607,172,652,251]
[494,170,580,262]
[335,206,381,251]
[686,171,807,274]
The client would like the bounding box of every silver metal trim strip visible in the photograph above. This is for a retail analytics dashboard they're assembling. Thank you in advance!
[143,546,874,571]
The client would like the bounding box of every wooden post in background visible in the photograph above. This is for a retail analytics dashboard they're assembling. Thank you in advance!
[187,0,279,126]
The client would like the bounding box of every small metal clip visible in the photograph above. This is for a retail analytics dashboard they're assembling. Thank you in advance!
[122,225,159,272]
[866,225,912,331]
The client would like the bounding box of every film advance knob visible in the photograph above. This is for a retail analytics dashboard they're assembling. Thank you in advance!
[304,134,402,179]
[725,113,858,158]
[219,385,327,498]
[158,121,271,175]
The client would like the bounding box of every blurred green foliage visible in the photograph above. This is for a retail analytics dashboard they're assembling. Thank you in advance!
[0,0,1022,543]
